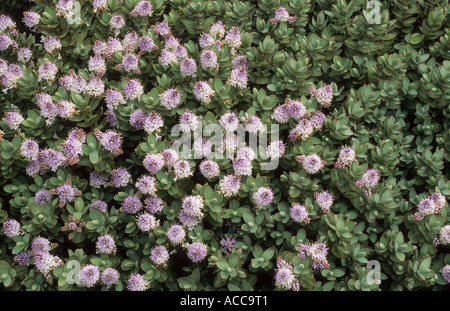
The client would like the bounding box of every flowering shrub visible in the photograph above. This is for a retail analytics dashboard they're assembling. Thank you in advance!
[0,0,449,292]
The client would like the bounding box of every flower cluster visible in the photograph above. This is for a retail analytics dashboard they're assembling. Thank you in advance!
[413,192,447,220]
[296,154,327,174]
[297,241,330,269]
[274,258,299,291]
[179,195,204,230]
[356,168,381,198]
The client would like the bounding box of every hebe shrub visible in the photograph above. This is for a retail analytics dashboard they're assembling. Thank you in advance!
[0,0,449,291]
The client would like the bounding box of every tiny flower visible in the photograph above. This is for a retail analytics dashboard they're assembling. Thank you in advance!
[173,160,193,180]
[123,78,144,101]
[187,242,208,263]
[150,245,169,266]
[14,251,31,266]
[56,100,77,119]
[236,146,256,161]
[244,115,264,134]
[199,159,220,179]
[78,264,100,288]
[33,252,63,279]
[200,49,218,70]
[2,219,23,238]
[5,111,24,130]
[161,148,179,167]
[94,128,123,155]
[17,47,32,63]
[88,54,107,76]
[167,224,186,245]
[334,146,356,168]
[129,109,147,129]
[266,140,286,159]
[143,111,164,134]
[130,1,153,17]
[414,197,437,220]
[253,187,274,209]
[232,55,247,69]
[310,111,326,129]
[101,268,120,287]
[123,32,141,51]
[41,35,62,53]
[20,139,39,161]
[96,234,116,254]
[314,191,334,214]
[139,36,158,52]
[109,14,125,34]
[35,190,51,207]
[174,45,188,60]
[127,273,149,291]
[274,258,300,291]
[297,241,330,269]
[220,237,236,253]
[219,112,240,132]
[31,236,52,254]
[224,27,241,49]
[23,11,40,28]
[160,49,178,67]
[60,137,83,165]
[137,212,159,233]
[105,109,119,128]
[289,119,314,142]
[89,200,108,213]
[0,33,13,51]
[106,37,123,56]
[309,84,333,108]
[110,167,131,187]
[435,224,450,246]
[122,194,142,214]
[159,88,181,110]
[144,195,165,214]
[296,154,326,174]
[93,40,107,54]
[430,192,447,214]
[179,111,200,132]
[227,66,248,89]
[85,76,105,97]
[55,0,75,20]
[233,157,252,176]
[181,195,204,216]
[210,21,225,39]
[180,57,197,78]
[143,153,165,174]
[38,148,67,173]
[290,203,310,224]
[152,20,171,37]
[193,81,214,104]
[356,168,380,198]
[135,175,157,195]
[117,53,142,74]
[49,179,82,207]
[90,171,108,188]
[270,7,297,25]
[1,64,24,92]
[199,33,215,49]
[0,15,15,33]
[442,265,450,283]
[218,174,241,197]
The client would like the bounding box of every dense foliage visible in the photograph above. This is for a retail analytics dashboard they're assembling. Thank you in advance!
[0,0,449,291]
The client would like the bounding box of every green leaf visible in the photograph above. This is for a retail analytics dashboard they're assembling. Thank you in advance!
[89,150,100,164]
